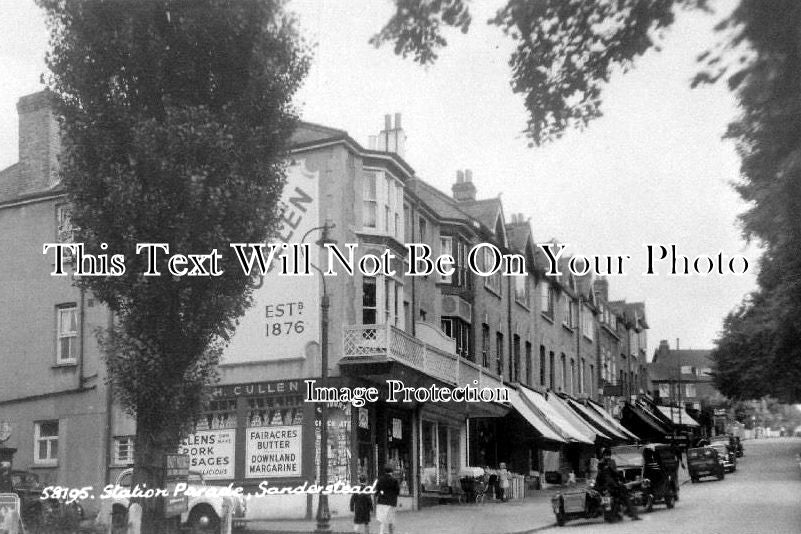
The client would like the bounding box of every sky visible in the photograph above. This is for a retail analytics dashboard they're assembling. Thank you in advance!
[0,0,758,356]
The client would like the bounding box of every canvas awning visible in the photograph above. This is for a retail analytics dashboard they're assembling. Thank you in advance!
[585,400,641,441]
[547,393,611,442]
[622,402,672,441]
[656,405,700,427]
[508,390,566,443]
[566,398,630,442]
[518,387,594,445]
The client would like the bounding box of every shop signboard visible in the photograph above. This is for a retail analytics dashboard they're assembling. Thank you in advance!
[223,158,320,364]
[179,429,236,480]
[245,425,302,478]
[163,454,189,517]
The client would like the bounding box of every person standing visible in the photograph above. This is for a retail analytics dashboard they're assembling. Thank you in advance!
[498,462,510,502]
[350,474,373,534]
[595,448,640,521]
[375,465,400,534]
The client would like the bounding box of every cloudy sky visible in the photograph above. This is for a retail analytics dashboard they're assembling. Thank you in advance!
[0,0,758,355]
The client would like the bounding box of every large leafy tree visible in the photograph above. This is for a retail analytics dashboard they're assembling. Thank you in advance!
[37,0,309,529]
[374,0,801,401]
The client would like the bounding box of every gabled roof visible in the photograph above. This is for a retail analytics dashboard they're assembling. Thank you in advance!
[650,348,714,381]
[459,198,507,246]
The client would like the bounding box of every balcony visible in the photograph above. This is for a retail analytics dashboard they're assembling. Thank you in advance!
[343,324,504,390]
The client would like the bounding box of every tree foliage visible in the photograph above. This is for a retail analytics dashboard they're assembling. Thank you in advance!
[374,0,708,145]
[376,0,801,401]
[37,0,309,527]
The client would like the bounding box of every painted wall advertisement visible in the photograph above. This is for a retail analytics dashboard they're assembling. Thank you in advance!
[222,158,320,363]
[246,425,302,478]
[178,429,235,480]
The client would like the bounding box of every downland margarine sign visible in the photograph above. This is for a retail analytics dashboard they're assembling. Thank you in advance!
[223,158,320,363]
[245,425,302,478]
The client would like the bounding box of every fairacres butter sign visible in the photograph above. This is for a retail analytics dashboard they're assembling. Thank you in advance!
[222,158,320,364]
[246,425,302,478]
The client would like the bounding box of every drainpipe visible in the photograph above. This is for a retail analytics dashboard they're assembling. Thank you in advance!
[103,309,114,483]
[78,287,86,389]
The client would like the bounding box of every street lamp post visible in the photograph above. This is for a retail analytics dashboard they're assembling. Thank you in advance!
[301,222,335,534]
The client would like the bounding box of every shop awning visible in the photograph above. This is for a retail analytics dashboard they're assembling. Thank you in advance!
[656,406,700,427]
[547,394,611,442]
[566,398,629,442]
[585,400,641,441]
[622,403,671,441]
[518,387,593,445]
[508,390,565,443]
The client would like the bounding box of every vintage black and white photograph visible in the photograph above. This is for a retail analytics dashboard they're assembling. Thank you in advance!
[1,1,800,533]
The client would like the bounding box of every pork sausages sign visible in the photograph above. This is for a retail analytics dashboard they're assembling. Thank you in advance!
[178,429,235,480]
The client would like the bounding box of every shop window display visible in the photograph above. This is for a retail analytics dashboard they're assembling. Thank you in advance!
[315,402,352,485]
[387,413,411,495]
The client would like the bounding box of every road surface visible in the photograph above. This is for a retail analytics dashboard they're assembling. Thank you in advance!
[536,437,801,534]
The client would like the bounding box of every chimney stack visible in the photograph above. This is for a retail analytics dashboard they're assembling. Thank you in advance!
[452,169,476,202]
[17,91,60,190]
[375,113,406,158]
[593,277,609,302]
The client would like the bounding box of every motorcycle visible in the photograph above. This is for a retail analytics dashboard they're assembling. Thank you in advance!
[600,488,625,523]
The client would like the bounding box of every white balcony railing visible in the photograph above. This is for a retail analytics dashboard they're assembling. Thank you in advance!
[343,324,504,390]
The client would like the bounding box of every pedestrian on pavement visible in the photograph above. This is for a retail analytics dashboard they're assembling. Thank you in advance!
[498,462,510,502]
[375,465,400,534]
[351,474,373,534]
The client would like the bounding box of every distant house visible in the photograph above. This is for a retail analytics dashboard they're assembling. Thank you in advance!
[648,340,727,435]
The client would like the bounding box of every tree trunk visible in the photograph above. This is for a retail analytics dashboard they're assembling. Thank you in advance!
[134,416,180,534]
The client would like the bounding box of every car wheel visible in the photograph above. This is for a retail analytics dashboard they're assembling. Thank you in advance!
[690,477,698,484]
[188,505,220,534]
[644,494,654,513]
[665,494,675,509]
[717,471,725,480]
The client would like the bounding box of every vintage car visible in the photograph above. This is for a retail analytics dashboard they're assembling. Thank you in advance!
[11,470,84,532]
[551,444,679,526]
[610,445,677,510]
[710,442,736,473]
[96,468,246,533]
[687,446,725,482]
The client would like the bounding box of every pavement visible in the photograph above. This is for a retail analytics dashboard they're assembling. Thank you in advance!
[242,487,563,534]
[242,461,696,534]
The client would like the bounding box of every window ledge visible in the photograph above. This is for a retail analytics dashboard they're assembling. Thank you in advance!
[583,334,594,342]
[561,322,575,333]
[514,299,530,311]
[52,361,77,369]
[31,462,58,469]
[540,312,554,324]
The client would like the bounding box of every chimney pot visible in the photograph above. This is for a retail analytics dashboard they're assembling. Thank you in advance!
[465,169,473,182]
[452,169,476,202]
[384,114,391,131]
[456,170,464,183]
[394,113,402,129]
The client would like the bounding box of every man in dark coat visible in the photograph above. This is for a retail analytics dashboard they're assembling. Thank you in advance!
[595,448,640,520]
[375,465,400,534]
[350,474,373,534]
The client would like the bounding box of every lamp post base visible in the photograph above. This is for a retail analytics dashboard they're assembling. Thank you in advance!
[315,495,331,533]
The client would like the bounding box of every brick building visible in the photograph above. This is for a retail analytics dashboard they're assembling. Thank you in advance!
[0,92,648,520]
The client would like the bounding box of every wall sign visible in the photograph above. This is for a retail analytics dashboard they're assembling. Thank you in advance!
[179,429,235,480]
[245,425,302,478]
[223,158,320,364]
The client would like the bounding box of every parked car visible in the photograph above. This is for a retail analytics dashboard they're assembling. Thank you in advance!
[96,468,246,533]
[11,470,84,532]
[687,447,725,482]
[710,442,736,473]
